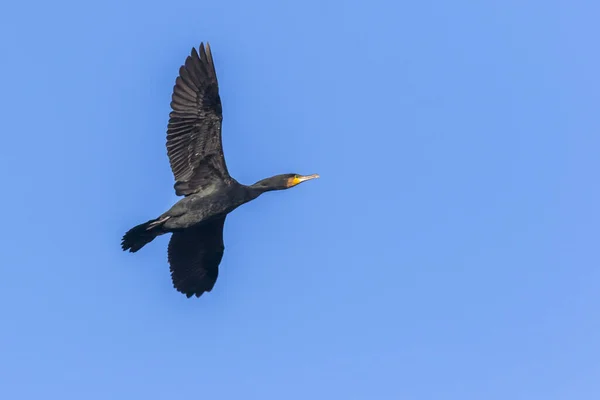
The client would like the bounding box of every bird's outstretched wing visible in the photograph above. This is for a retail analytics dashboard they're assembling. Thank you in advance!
[166,42,231,196]
[167,216,227,298]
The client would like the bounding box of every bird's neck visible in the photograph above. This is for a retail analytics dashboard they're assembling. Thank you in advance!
[246,180,281,199]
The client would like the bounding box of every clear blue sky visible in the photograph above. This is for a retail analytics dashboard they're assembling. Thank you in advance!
[1,0,598,398]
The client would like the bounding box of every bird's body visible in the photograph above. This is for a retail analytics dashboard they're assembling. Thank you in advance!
[161,181,247,231]
[122,42,318,298]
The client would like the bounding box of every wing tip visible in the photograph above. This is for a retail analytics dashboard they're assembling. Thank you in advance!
[183,41,217,82]
[176,284,211,298]
[193,42,208,57]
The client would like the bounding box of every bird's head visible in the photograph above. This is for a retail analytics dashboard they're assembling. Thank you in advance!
[251,173,320,192]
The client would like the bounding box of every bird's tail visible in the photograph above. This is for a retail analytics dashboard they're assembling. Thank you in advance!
[121,217,168,253]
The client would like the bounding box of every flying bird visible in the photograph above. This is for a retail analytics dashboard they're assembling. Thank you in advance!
[121,43,319,298]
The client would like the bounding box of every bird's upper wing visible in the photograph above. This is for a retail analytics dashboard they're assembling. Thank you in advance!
[166,43,231,196]
[167,216,227,298]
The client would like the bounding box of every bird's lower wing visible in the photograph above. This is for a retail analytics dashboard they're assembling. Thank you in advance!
[167,216,226,298]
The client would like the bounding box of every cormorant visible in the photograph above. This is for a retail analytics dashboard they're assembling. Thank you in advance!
[121,42,319,298]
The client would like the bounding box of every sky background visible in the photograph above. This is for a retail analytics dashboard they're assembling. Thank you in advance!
[0,0,599,399]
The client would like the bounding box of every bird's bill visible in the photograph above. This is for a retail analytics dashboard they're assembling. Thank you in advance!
[297,174,320,183]
[289,173,320,187]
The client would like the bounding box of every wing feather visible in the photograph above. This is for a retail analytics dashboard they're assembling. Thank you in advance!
[166,42,230,196]
[167,216,227,298]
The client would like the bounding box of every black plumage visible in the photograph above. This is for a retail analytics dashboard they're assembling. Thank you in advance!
[121,43,319,298]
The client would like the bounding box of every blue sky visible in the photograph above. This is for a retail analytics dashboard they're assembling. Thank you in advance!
[1,0,599,398]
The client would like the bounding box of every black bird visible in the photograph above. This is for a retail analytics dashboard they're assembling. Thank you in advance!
[121,42,319,298]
